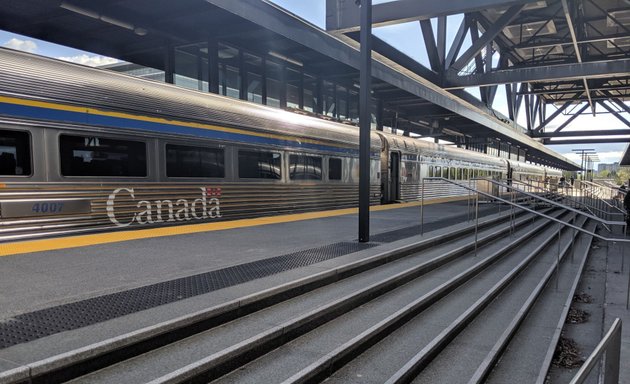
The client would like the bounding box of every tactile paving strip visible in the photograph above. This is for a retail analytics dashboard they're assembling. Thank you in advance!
[0,241,376,349]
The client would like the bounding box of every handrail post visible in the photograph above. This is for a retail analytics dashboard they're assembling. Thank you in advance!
[603,321,622,384]
[571,216,576,263]
[421,178,424,236]
[510,188,515,235]
[468,178,471,221]
[569,318,622,384]
[474,191,479,257]
[556,222,561,290]
[624,226,627,272]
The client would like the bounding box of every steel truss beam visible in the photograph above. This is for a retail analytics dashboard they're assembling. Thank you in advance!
[207,0,578,170]
[450,5,524,73]
[325,0,539,33]
[598,101,630,127]
[533,92,584,132]
[535,129,630,138]
[444,59,630,88]
[561,0,595,115]
[543,138,630,144]
[419,19,441,72]
[553,103,590,133]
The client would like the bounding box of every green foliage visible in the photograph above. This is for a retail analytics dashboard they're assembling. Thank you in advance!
[615,168,630,185]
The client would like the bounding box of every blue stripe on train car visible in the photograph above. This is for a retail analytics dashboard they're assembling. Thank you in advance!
[0,100,379,158]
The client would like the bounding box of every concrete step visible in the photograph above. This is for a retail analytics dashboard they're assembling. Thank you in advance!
[483,220,595,384]
[65,211,558,384]
[209,213,568,383]
[211,213,570,384]
[0,208,525,384]
[408,216,591,384]
[317,212,583,384]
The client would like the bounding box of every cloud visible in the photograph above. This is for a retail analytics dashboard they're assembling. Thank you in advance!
[57,54,119,67]
[3,38,38,53]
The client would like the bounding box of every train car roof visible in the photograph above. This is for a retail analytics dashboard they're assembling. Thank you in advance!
[0,47,381,151]
[375,131,507,168]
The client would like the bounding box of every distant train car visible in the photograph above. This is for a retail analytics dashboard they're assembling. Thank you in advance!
[0,48,560,241]
[375,132,561,203]
[376,132,506,203]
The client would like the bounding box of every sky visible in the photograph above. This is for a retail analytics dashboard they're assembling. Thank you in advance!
[1,0,627,167]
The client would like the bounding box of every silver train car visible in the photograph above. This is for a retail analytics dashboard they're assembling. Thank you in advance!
[377,131,562,203]
[0,48,560,241]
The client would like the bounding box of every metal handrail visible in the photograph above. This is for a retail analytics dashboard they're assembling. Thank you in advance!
[487,179,623,230]
[510,180,618,220]
[582,179,621,198]
[421,178,628,244]
[569,318,622,384]
[420,177,630,310]
[581,180,627,215]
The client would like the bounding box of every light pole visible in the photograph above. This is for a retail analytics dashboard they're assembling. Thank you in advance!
[572,148,596,180]
[586,153,600,181]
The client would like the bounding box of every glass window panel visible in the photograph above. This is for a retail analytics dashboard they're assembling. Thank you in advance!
[289,154,322,180]
[225,65,240,99]
[174,47,199,91]
[287,84,300,109]
[329,158,342,180]
[60,135,146,177]
[0,129,31,176]
[166,144,224,178]
[266,78,281,108]
[247,72,263,104]
[238,150,281,179]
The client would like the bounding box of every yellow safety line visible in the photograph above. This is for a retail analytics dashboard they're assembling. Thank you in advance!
[0,197,461,257]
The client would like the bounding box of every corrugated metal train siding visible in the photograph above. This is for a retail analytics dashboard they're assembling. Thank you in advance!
[0,183,381,241]
[400,181,478,201]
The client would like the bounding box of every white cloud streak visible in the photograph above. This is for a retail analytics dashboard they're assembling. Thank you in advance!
[3,38,38,53]
[57,54,119,67]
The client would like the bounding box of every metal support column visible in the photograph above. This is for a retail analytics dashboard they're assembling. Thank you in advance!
[164,44,175,84]
[208,38,219,94]
[239,51,247,101]
[359,0,372,243]
[261,57,268,105]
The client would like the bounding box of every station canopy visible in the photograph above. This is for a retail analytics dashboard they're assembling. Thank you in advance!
[4,0,627,170]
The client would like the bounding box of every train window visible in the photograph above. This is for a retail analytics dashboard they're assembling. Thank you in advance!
[442,167,449,179]
[328,158,342,180]
[450,168,457,180]
[428,166,434,177]
[166,144,224,178]
[238,150,281,179]
[434,166,441,178]
[289,154,322,180]
[0,129,31,176]
[60,135,146,177]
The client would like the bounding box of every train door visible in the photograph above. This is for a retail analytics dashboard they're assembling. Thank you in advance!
[390,152,401,201]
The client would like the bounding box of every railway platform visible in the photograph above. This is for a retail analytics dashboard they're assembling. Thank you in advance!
[0,199,627,383]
